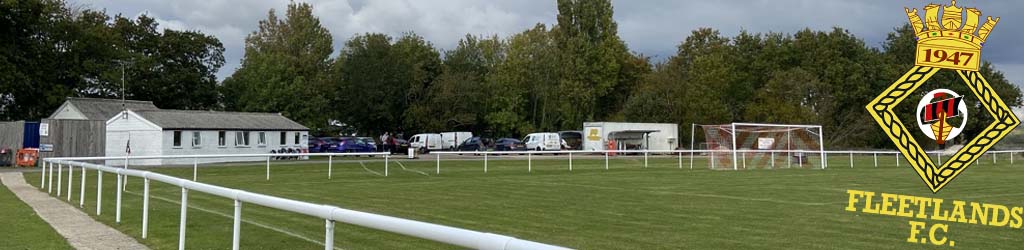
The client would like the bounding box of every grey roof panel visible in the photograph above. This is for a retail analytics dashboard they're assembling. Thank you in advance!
[53,97,159,120]
[134,110,308,131]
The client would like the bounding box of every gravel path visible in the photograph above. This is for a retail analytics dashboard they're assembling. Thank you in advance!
[0,172,148,250]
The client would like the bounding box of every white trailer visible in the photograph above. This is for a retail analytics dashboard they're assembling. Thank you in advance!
[440,132,472,150]
[582,122,679,151]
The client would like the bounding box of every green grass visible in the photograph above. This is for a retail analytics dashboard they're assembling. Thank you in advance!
[0,175,74,249]
[23,152,1024,249]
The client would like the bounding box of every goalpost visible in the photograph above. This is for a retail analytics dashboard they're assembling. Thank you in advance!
[693,123,825,170]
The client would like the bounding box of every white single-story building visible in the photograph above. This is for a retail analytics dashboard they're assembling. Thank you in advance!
[105,109,309,166]
[582,122,679,151]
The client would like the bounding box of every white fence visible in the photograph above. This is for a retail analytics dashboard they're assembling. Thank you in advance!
[40,153,571,250]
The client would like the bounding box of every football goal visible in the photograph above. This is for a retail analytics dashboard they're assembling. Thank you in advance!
[693,123,825,170]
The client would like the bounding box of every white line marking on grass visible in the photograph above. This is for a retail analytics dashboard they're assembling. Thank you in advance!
[125,190,346,250]
[394,161,429,176]
[510,180,837,206]
[359,161,384,176]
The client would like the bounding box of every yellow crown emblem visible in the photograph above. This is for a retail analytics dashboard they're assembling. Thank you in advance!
[905,0,998,71]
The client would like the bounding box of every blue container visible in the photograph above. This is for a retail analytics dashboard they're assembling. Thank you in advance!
[23,122,40,148]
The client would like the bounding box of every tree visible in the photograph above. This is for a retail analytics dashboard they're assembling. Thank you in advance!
[336,32,441,135]
[553,0,629,128]
[489,24,561,136]
[222,2,332,131]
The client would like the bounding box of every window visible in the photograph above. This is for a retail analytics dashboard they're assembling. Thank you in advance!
[192,131,202,147]
[218,131,226,146]
[280,132,287,145]
[258,132,267,145]
[235,131,250,146]
[294,132,300,144]
[173,131,182,147]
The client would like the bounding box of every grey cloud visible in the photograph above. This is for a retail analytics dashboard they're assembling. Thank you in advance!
[72,0,1024,87]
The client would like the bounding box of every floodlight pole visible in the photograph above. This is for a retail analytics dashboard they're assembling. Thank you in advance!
[731,123,738,170]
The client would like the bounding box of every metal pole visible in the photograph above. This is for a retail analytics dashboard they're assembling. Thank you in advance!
[96,170,102,215]
[484,153,488,173]
[41,161,47,188]
[678,151,682,169]
[385,154,389,176]
[605,151,609,170]
[938,153,942,164]
[817,127,825,169]
[57,163,62,196]
[568,152,572,171]
[328,155,333,179]
[49,162,54,193]
[143,178,150,239]
[67,164,73,201]
[528,153,532,172]
[690,124,696,170]
[232,200,241,250]
[193,158,198,181]
[179,187,188,250]
[644,151,648,168]
[80,167,86,207]
[731,123,738,170]
[436,153,440,174]
[770,152,775,169]
[123,155,129,190]
[266,156,270,180]
[873,153,878,167]
[324,220,335,250]
[896,153,900,167]
[849,153,853,168]
[116,172,122,223]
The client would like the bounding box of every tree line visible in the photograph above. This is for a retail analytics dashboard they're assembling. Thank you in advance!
[3,0,1020,149]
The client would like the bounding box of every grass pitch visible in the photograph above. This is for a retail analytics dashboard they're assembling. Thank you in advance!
[22,153,1024,249]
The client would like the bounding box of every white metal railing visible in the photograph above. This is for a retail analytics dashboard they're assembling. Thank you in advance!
[39,153,571,250]
[428,149,1024,173]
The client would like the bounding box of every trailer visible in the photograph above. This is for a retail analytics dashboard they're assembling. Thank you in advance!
[582,122,679,151]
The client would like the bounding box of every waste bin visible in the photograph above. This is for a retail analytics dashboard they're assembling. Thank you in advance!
[408,148,415,159]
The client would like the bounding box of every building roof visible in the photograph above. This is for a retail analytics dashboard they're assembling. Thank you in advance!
[51,97,159,120]
[133,110,309,131]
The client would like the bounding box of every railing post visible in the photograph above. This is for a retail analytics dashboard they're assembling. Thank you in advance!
[937,153,942,164]
[67,164,73,201]
[328,155,333,179]
[193,158,198,181]
[896,153,900,167]
[324,220,335,250]
[41,161,47,189]
[873,153,878,167]
[143,178,150,239]
[644,151,648,168]
[436,153,440,175]
[385,154,389,176]
[994,152,997,164]
[604,151,609,170]
[232,199,242,250]
[528,152,532,172]
[80,166,86,207]
[568,152,572,171]
[849,153,853,168]
[48,162,54,193]
[96,170,102,215]
[265,156,270,181]
[1011,152,1015,165]
[484,153,488,173]
[116,171,122,223]
[179,187,188,250]
[57,163,62,196]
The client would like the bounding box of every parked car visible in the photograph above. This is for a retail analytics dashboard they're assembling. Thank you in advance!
[524,132,561,151]
[409,133,443,153]
[457,137,493,151]
[493,138,526,151]
[336,137,376,153]
[440,132,473,150]
[392,138,410,154]
[356,137,378,151]
[308,137,338,153]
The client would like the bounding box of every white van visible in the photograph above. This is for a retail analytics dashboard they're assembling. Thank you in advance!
[440,132,473,150]
[524,132,561,151]
[409,133,442,153]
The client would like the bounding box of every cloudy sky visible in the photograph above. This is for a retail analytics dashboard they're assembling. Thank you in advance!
[73,0,1024,88]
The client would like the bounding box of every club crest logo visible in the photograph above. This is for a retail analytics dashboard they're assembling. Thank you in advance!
[866,0,1020,193]
[916,89,968,146]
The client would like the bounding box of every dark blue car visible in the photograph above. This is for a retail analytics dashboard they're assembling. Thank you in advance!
[308,137,339,153]
[335,137,376,153]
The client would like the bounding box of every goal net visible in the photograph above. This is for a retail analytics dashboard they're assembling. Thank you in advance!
[697,123,825,170]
